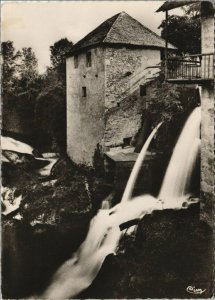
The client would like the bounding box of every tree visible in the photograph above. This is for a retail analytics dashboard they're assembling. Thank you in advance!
[1,41,17,95]
[34,79,66,152]
[50,38,73,81]
[1,42,40,140]
[159,4,201,54]
[33,38,73,152]
[15,47,39,96]
[147,69,200,152]
[1,43,39,98]
[182,2,201,18]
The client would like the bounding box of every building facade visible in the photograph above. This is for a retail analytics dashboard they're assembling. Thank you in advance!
[66,12,175,166]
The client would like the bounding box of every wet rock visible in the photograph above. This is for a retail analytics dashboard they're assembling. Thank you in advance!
[1,187,22,216]
[3,150,49,170]
[1,159,94,298]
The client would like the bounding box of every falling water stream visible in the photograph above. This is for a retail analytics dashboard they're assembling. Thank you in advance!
[121,122,163,202]
[159,106,201,203]
[41,107,200,299]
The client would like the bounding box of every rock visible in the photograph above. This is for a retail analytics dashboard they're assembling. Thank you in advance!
[1,186,22,216]
[1,136,35,155]
[3,150,49,170]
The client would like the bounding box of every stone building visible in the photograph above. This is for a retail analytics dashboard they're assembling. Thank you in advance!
[157,1,214,225]
[66,12,175,166]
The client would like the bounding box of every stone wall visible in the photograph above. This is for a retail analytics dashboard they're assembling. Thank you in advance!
[103,47,161,148]
[200,2,214,225]
[66,47,106,166]
[200,85,214,225]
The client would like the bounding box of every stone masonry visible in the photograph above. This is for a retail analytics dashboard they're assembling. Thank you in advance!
[66,12,175,166]
[103,47,160,149]
[200,1,214,226]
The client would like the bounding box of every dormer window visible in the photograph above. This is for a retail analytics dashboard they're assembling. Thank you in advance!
[74,55,78,68]
[86,52,92,67]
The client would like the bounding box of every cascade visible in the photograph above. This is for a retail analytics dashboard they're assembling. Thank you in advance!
[121,122,162,202]
[159,106,201,203]
[42,107,200,299]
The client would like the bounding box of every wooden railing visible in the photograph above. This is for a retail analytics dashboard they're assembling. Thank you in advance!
[166,53,214,81]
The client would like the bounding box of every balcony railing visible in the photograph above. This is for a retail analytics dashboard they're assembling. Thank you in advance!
[166,53,214,82]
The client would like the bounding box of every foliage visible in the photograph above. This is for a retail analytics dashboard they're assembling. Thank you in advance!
[148,73,183,123]
[35,73,67,152]
[1,38,73,151]
[159,4,201,54]
[181,2,201,18]
[15,47,39,94]
[1,41,41,141]
[50,38,73,81]
[149,74,195,122]
[1,41,40,101]
[147,68,200,152]
[1,41,17,95]
[33,38,73,151]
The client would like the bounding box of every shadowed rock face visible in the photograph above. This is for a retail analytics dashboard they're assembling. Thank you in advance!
[81,206,212,299]
[2,217,91,298]
[1,155,95,298]
[3,150,49,170]
[1,146,118,299]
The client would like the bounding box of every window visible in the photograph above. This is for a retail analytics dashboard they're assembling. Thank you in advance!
[74,55,78,68]
[86,52,92,67]
[160,49,165,61]
[82,87,87,97]
[123,137,132,148]
[140,85,147,96]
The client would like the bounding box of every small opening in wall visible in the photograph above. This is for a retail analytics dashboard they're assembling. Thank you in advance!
[117,102,120,107]
[82,87,87,97]
[86,52,92,67]
[83,75,86,78]
[74,55,78,68]
[95,74,98,78]
[160,49,165,61]
[123,137,132,148]
[140,85,147,96]
[125,71,132,77]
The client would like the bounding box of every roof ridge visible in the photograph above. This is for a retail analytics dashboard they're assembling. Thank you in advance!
[71,13,120,50]
[120,12,170,46]
[136,18,168,44]
[103,11,175,48]
[102,12,123,43]
[69,11,176,55]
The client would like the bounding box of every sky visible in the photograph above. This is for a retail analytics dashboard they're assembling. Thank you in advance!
[1,1,181,73]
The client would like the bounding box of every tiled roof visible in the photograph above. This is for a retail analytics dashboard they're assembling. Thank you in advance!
[156,1,198,12]
[69,11,176,54]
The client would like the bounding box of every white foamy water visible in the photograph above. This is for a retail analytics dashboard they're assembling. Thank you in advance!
[159,106,201,203]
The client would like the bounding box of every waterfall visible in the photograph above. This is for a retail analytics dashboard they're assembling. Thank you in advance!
[121,122,162,202]
[41,109,200,299]
[41,124,163,299]
[42,209,122,299]
[41,194,196,299]
[159,106,201,203]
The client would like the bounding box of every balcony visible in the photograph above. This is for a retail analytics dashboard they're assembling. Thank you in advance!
[165,53,214,84]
